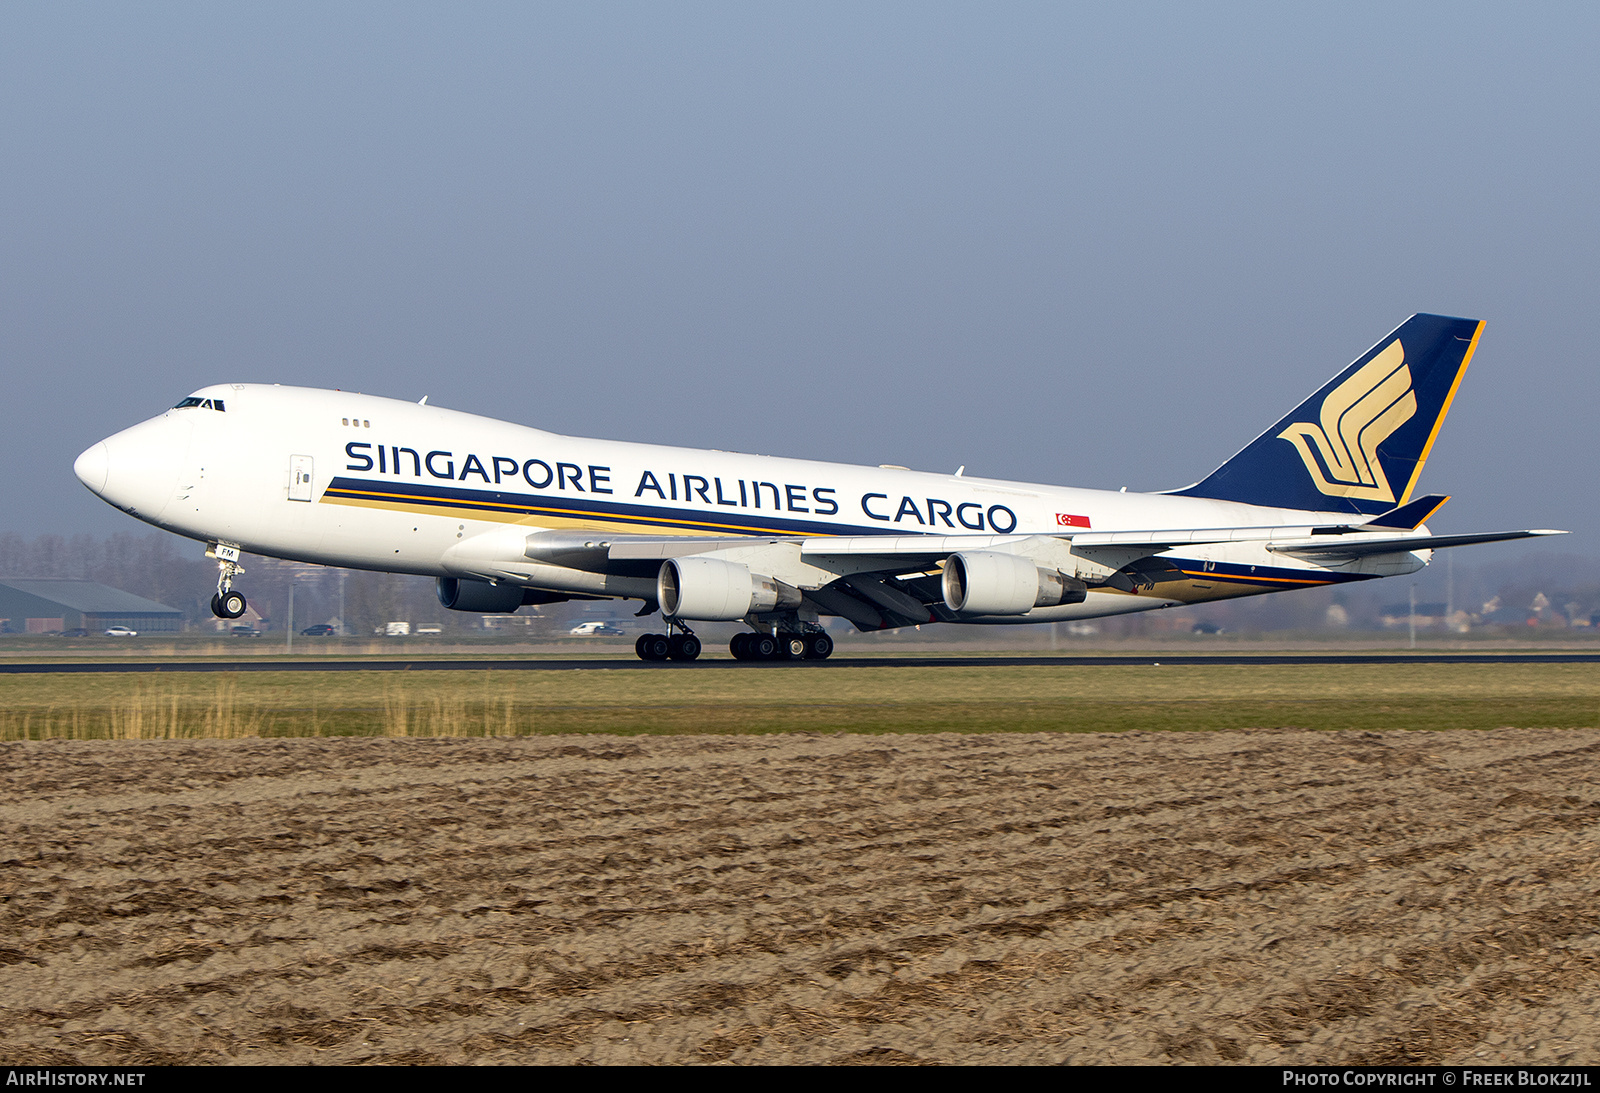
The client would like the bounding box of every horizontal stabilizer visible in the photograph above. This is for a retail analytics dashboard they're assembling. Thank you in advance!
[1357,494,1450,531]
[1269,528,1566,559]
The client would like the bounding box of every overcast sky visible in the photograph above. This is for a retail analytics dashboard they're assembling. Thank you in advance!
[4,2,1596,562]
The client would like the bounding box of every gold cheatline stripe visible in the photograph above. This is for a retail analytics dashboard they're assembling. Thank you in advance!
[1177,569,1332,586]
[1401,319,1484,504]
[1411,495,1451,526]
[322,487,822,537]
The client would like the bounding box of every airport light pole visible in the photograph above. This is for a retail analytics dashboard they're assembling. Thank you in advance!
[285,566,318,653]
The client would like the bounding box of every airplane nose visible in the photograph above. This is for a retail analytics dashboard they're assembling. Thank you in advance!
[74,442,109,494]
[78,417,193,519]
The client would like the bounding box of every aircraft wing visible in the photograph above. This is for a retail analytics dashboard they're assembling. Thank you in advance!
[485,523,1567,632]
[526,523,1567,577]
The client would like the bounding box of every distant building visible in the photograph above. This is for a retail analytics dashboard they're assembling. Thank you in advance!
[0,579,183,633]
[1379,602,1449,629]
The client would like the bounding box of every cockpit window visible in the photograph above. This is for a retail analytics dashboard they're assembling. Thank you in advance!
[174,397,204,409]
[173,397,225,411]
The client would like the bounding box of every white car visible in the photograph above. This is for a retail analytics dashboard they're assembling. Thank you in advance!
[569,621,625,636]
[103,625,137,637]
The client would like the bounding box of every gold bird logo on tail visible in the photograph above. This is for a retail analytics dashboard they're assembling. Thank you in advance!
[1277,339,1416,504]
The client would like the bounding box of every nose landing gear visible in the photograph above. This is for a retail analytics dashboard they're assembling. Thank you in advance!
[206,543,249,620]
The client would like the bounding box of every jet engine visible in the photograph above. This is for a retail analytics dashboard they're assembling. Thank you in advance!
[436,577,572,613]
[941,551,1087,615]
[657,557,802,621]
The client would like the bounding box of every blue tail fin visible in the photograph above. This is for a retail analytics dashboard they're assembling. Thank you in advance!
[1174,314,1484,517]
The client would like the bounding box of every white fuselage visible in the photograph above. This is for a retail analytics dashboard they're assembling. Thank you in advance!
[75,384,1426,623]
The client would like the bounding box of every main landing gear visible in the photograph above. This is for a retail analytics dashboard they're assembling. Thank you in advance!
[635,623,701,662]
[730,630,833,661]
[208,547,248,620]
[632,618,834,663]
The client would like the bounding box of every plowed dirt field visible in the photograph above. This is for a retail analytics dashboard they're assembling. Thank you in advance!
[2,729,1598,1065]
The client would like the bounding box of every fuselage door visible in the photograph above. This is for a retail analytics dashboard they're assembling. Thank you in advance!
[289,455,315,502]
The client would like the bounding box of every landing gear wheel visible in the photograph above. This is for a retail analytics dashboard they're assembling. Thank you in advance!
[210,593,223,618]
[747,634,778,660]
[783,635,807,660]
[804,633,833,660]
[730,633,751,660]
[668,634,701,661]
[218,590,247,619]
[636,633,671,661]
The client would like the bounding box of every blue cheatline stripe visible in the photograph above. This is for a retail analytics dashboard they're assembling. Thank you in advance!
[322,476,888,537]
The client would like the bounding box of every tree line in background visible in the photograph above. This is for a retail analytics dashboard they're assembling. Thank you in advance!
[0,531,1594,638]
[0,532,582,638]
[1102,549,1600,638]
[0,533,216,621]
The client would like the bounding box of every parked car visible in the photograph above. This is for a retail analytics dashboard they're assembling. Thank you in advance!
[103,625,137,637]
[569,621,626,636]
[54,628,90,638]
[300,624,337,636]
[231,625,262,637]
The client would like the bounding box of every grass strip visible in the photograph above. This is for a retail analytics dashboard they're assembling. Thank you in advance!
[1,663,1597,740]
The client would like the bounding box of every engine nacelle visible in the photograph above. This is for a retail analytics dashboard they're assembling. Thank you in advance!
[657,557,802,621]
[436,577,529,613]
[941,551,1087,615]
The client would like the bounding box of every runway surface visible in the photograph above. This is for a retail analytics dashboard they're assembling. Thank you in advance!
[1,652,1598,673]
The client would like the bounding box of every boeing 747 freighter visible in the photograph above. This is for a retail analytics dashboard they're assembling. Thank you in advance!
[74,314,1561,660]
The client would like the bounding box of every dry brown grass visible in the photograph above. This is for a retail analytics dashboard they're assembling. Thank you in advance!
[3,729,1598,1064]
